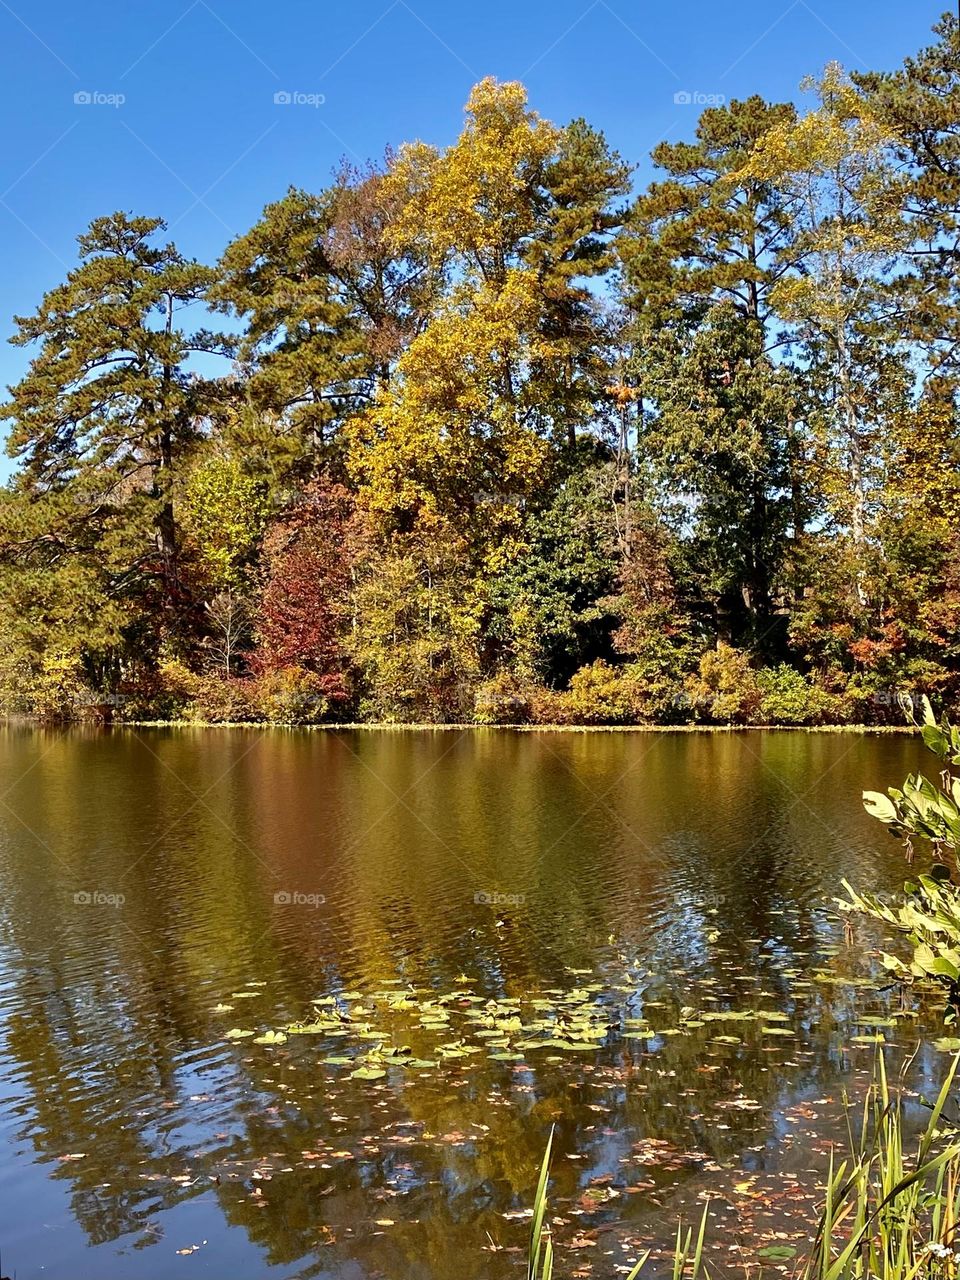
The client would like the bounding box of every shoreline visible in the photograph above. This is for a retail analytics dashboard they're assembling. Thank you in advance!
[4,717,918,735]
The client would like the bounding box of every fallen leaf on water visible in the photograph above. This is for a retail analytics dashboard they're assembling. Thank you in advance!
[175,1240,207,1256]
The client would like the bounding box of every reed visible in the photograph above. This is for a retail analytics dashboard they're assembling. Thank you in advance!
[803,1052,960,1280]
[526,1054,960,1280]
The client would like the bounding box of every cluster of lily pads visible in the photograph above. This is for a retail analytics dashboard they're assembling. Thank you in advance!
[223,981,618,1077]
[213,962,916,1080]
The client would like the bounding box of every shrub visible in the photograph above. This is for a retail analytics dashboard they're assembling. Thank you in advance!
[556,660,638,725]
[114,659,195,722]
[254,666,344,724]
[474,672,533,724]
[526,684,567,725]
[625,658,691,724]
[684,643,761,724]
[164,663,260,723]
[755,664,842,725]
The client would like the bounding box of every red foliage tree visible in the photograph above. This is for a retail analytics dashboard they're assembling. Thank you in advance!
[253,480,362,705]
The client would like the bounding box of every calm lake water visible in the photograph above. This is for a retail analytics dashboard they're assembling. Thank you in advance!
[0,726,947,1278]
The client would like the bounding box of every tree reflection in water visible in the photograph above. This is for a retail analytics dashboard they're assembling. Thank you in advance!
[0,726,941,1277]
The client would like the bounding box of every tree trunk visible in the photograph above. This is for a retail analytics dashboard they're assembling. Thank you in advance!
[835,320,868,606]
[156,293,179,598]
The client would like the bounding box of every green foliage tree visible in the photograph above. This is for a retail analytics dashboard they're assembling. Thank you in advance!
[213,161,440,479]
[180,453,268,592]
[621,96,805,649]
[489,464,620,685]
[853,13,960,374]
[0,489,131,715]
[2,214,226,615]
[742,66,912,602]
[636,305,798,648]
[348,533,483,723]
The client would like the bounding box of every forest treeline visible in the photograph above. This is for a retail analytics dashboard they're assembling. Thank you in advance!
[1,14,959,726]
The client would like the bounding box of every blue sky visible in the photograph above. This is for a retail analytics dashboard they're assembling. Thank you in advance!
[0,0,947,476]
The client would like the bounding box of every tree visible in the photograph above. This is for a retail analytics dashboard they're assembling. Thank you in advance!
[213,161,440,479]
[350,80,629,574]
[180,452,268,592]
[853,12,960,374]
[254,479,361,711]
[785,381,960,714]
[1,63,960,724]
[382,79,628,444]
[0,488,131,714]
[347,267,554,564]
[489,463,620,685]
[2,213,226,623]
[741,66,912,603]
[635,304,798,648]
[609,512,702,719]
[527,118,631,451]
[621,97,804,647]
[349,531,484,723]
[870,381,960,699]
[203,590,251,676]
[624,95,797,325]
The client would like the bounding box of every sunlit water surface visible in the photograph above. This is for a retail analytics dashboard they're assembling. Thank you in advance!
[0,726,945,1278]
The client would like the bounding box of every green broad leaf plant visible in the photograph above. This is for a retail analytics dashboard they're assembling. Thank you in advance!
[839,695,960,1017]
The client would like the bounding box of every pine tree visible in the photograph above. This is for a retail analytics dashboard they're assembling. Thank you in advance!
[853,12,960,372]
[742,66,913,603]
[620,96,803,647]
[2,212,226,629]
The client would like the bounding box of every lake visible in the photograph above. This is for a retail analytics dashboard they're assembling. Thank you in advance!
[0,725,945,1278]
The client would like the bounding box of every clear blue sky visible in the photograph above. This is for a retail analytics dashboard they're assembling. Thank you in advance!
[0,0,947,476]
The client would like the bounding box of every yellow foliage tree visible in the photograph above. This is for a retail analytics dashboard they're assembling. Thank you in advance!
[349,79,628,573]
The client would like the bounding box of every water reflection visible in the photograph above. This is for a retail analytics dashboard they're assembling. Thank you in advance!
[0,726,940,1278]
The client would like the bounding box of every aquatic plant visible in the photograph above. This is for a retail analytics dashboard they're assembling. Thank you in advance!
[526,1055,960,1280]
[527,1128,651,1280]
[802,1052,960,1280]
[840,697,960,1015]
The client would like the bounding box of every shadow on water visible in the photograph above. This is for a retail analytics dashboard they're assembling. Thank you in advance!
[0,726,943,1278]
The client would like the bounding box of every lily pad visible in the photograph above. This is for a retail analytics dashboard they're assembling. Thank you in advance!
[758,1245,797,1260]
[253,1030,287,1045]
